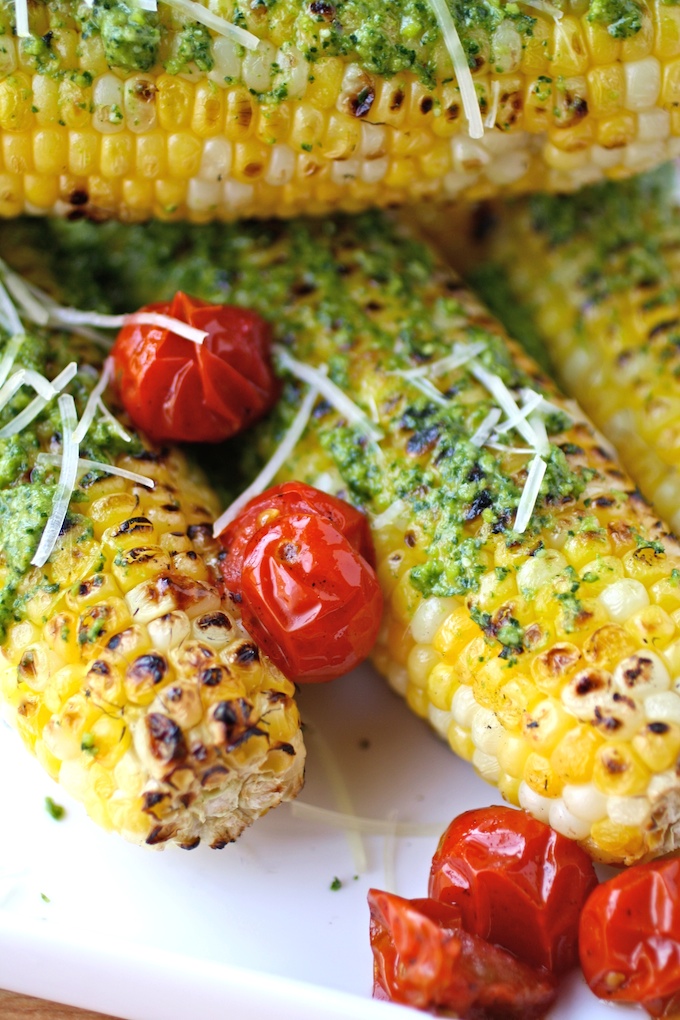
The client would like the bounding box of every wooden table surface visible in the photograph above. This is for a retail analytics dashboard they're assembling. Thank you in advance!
[0,990,122,1019]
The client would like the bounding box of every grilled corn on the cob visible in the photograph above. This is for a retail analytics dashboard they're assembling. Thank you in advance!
[0,0,680,220]
[22,211,680,867]
[419,168,680,537]
[0,329,304,848]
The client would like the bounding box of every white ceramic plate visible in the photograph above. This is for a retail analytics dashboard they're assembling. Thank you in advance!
[0,665,645,1020]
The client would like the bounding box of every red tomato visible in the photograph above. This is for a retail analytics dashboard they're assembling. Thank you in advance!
[218,481,375,596]
[579,856,680,1012]
[111,291,277,443]
[368,889,557,1019]
[428,805,598,974]
[240,510,382,682]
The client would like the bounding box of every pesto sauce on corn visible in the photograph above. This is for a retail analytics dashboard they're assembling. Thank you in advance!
[23,213,594,607]
[0,331,139,640]
[0,0,660,97]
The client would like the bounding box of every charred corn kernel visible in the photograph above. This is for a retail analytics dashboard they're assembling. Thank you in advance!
[0,331,304,849]
[429,167,680,534]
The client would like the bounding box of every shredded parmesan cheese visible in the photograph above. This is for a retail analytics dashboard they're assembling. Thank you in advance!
[522,0,563,19]
[23,370,56,401]
[426,0,484,139]
[0,370,26,414]
[470,406,501,448]
[471,362,540,449]
[97,399,132,443]
[495,390,543,436]
[484,79,501,129]
[212,382,320,536]
[0,362,77,439]
[290,802,445,837]
[0,334,23,390]
[72,360,113,444]
[3,269,50,326]
[303,724,368,874]
[31,395,80,568]
[0,282,23,338]
[528,412,550,457]
[514,453,547,534]
[275,346,384,442]
[399,341,486,380]
[162,0,260,49]
[403,374,450,408]
[14,0,29,36]
[47,308,208,346]
[36,453,154,489]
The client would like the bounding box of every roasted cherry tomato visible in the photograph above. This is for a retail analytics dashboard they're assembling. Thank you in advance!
[579,856,680,1014]
[111,292,277,443]
[429,805,598,974]
[368,889,557,1019]
[240,510,382,682]
[218,481,375,596]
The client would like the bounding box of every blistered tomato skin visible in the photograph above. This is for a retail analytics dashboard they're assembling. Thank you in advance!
[240,511,383,683]
[579,856,680,1011]
[368,889,557,1019]
[112,292,277,443]
[218,481,376,596]
[429,805,598,974]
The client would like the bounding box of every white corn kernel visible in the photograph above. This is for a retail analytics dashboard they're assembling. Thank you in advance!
[549,799,592,840]
[472,749,501,784]
[93,74,125,134]
[624,57,661,110]
[198,137,232,181]
[607,795,651,828]
[452,684,478,728]
[644,690,680,724]
[518,780,552,823]
[265,144,296,186]
[613,650,670,697]
[471,706,503,755]
[411,597,458,644]
[516,549,568,598]
[637,107,670,140]
[562,782,608,823]
[275,44,308,99]
[428,704,453,739]
[387,663,408,696]
[599,578,650,622]
[242,41,277,93]
[208,37,242,86]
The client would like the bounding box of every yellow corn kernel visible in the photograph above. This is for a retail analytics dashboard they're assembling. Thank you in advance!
[192,81,224,137]
[69,130,100,176]
[224,88,255,140]
[427,661,461,711]
[306,58,345,110]
[593,743,651,796]
[522,697,574,753]
[523,751,564,798]
[156,75,193,130]
[448,722,475,762]
[588,818,645,862]
[551,725,603,785]
[551,17,590,75]
[633,719,680,771]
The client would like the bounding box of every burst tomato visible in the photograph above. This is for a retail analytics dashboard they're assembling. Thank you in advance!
[111,292,277,443]
[218,480,375,596]
[368,889,557,1019]
[428,805,598,974]
[579,856,680,1014]
[239,509,382,682]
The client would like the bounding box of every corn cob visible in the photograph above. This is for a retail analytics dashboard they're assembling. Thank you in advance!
[413,167,680,536]
[0,329,304,848]
[0,0,679,221]
[21,211,680,867]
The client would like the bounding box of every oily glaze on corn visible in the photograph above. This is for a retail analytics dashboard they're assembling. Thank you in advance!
[0,333,304,848]
[413,168,680,536]
[25,211,680,867]
[1,0,680,220]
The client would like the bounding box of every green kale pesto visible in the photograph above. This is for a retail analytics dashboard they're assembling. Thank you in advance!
[0,0,666,97]
[16,212,594,609]
[0,329,140,640]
